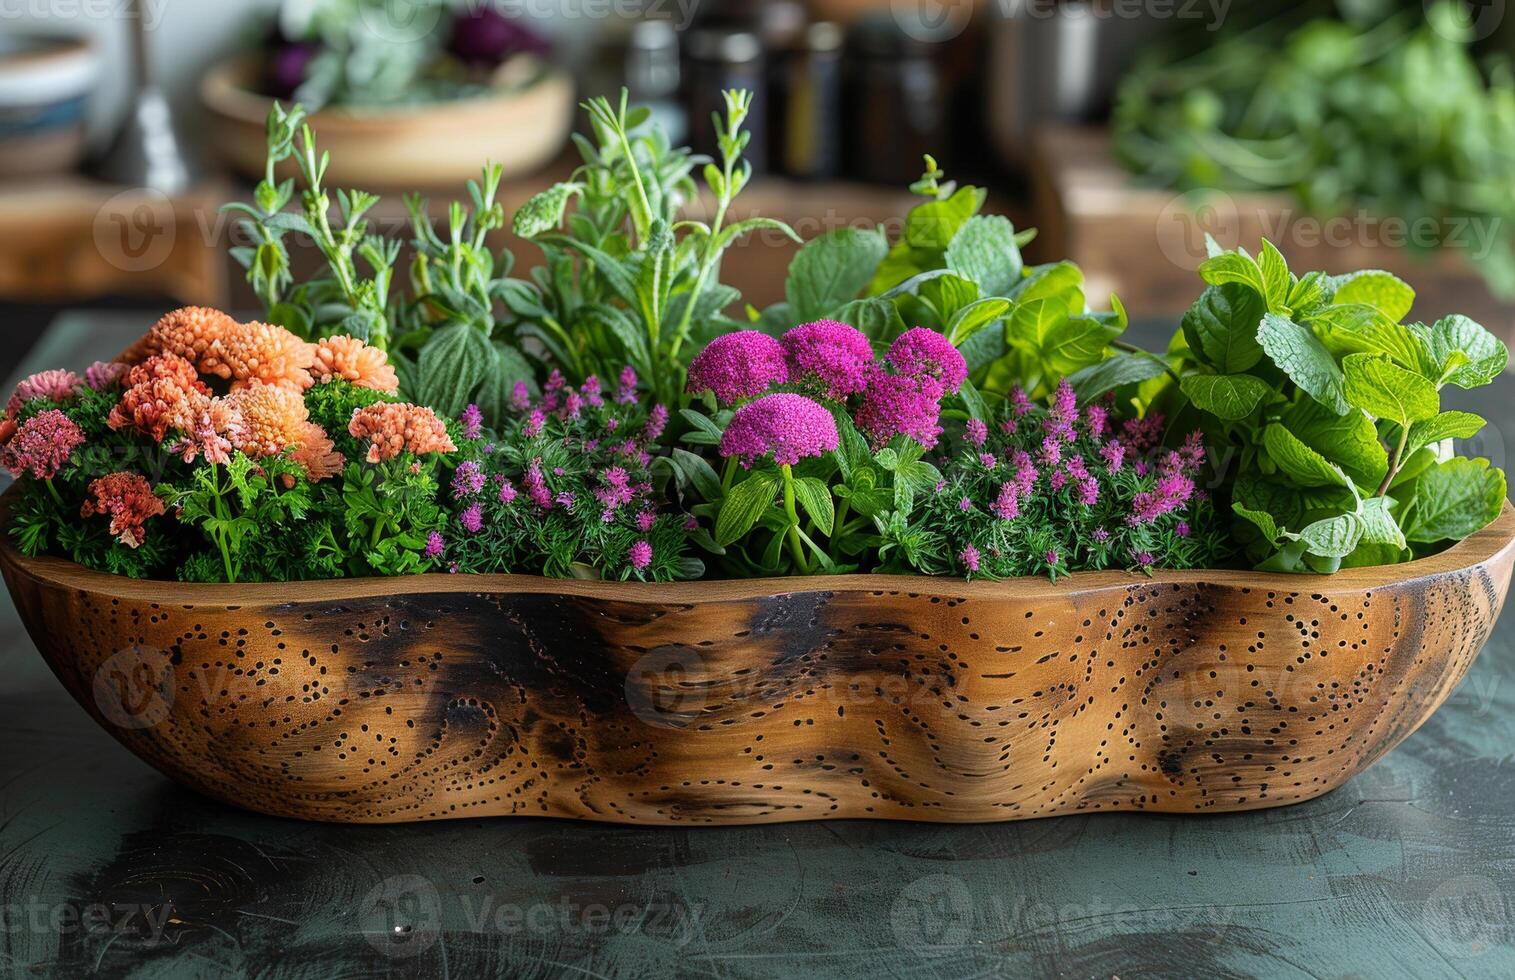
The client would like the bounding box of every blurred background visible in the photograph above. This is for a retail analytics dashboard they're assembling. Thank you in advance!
[4,0,1515,384]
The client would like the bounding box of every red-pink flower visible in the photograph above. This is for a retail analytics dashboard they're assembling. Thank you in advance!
[719,393,839,467]
[887,328,967,393]
[629,540,653,570]
[81,472,164,549]
[2,410,84,479]
[782,320,875,400]
[854,371,946,448]
[687,331,789,404]
[8,369,81,415]
[959,544,981,573]
[85,361,128,391]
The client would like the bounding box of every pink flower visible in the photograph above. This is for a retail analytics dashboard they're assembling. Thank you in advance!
[424,531,446,558]
[1084,404,1109,440]
[1045,549,1060,566]
[460,404,484,440]
[1039,436,1062,466]
[959,544,981,573]
[959,496,973,512]
[978,453,997,469]
[644,405,668,442]
[1121,413,1166,454]
[452,460,486,498]
[595,466,635,518]
[523,409,546,438]
[1175,521,1191,538]
[1178,430,1206,472]
[582,375,604,408]
[629,540,653,570]
[637,510,657,533]
[991,481,1019,520]
[2,410,84,479]
[460,503,484,534]
[719,393,839,467]
[683,515,699,531]
[617,367,638,405]
[1012,450,1037,494]
[1134,550,1155,568]
[965,418,988,447]
[1100,440,1126,473]
[1092,527,1110,543]
[8,369,81,414]
[524,457,552,509]
[1009,387,1032,418]
[85,361,128,391]
[1129,473,1194,524]
[170,409,233,466]
[498,480,517,504]
[854,371,946,448]
[887,328,967,393]
[687,331,790,404]
[510,382,532,412]
[782,320,875,400]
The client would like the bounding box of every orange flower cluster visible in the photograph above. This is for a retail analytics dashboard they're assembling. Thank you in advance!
[311,335,400,394]
[81,472,165,549]
[122,307,239,365]
[107,354,213,442]
[201,321,315,392]
[348,403,456,464]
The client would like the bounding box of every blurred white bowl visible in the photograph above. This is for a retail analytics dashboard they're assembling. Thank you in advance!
[0,33,99,180]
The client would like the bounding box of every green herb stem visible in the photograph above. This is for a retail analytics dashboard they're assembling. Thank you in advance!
[780,464,811,575]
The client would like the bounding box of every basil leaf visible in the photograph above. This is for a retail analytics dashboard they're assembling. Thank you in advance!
[1182,283,1265,373]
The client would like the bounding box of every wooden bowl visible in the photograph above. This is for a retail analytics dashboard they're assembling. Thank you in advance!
[4,491,1511,826]
[200,57,574,188]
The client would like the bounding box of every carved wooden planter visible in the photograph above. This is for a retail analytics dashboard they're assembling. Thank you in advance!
[4,495,1512,825]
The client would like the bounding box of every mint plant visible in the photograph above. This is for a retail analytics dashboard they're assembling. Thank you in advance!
[1169,237,1508,572]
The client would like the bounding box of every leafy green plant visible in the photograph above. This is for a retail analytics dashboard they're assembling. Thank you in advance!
[1114,2,1515,295]
[504,89,798,407]
[1168,236,1508,571]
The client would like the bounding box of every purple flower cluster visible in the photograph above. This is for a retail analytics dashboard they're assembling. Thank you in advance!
[687,332,789,405]
[782,320,875,400]
[720,393,840,467]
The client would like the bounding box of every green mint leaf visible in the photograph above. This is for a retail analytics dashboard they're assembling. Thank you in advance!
[1406,410,1487,457]
[1233,503,1281,545]
[786,227,889,323]
[1180,373,1273,421]
[1257,313,1349,414]
[1403,457,1507,544]
[673,449,723,502]
[1326,270,1415,322]
[1009,261,1085,310]
[1067,351,1169,401]
[904,185,986,251]
[1298,513,1363,559]
[1283,397,1388,489]
[1308,304,1434,376]
[1199,250,1268,302]
[1342,353,1439,424]
[1257,239,1291,311]
[1357,496,1407,550]
[1262,424,1351,488]
[1181,283,1265,373]
[945,214,1024,297]
[947,298,1011,346]
[1418,315,1509,388]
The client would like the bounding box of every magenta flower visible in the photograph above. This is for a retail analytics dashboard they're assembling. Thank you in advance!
[854,371,946,448]
[460,503,484,534]
[991,481,1019,520]
[452,460,486,498]
[629,540,653,570]
[782,320,875,400]
[965,418,988,447]
[719,393,839,467]
[887,327,966,393]
[1045,549,1060,566]
[1121,413,1166,454]
[509,381,531,412]
[499,479,517,504]
[1084,404,1109,440]
[1129,473,1194,524]
[524,457,552,509]
[644,405,668,442]
[959,544,981,573]
[8,369,80,414]
[687,331,790,404]
[1092,527,1110,543]
[1009,386,1032,418]
[958,496,973,512]
[1175,521,1191,538]
[85,361,127,391]
[637,510,656,532]
[978,453,997,469]
[582,375,604,408]
[424,531,446,559]
[1100,440,1126,473]
[459,404,484,440]
[2,409,84,479]
[617,366,638,405]
[1012,450,1037,494]
[523,409,546,438]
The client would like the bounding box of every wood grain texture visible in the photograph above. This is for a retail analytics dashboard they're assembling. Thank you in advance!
[5,495,1512,826]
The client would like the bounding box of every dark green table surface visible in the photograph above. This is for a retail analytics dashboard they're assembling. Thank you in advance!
[0,315,1511,979]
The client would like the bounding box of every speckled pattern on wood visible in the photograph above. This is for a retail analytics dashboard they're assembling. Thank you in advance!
[5,494,1512,826]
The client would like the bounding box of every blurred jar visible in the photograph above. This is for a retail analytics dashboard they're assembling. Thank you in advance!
[626,20,685,145]
[774,21,845,180]
[846,14,947,186]
[683,22,768,173]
